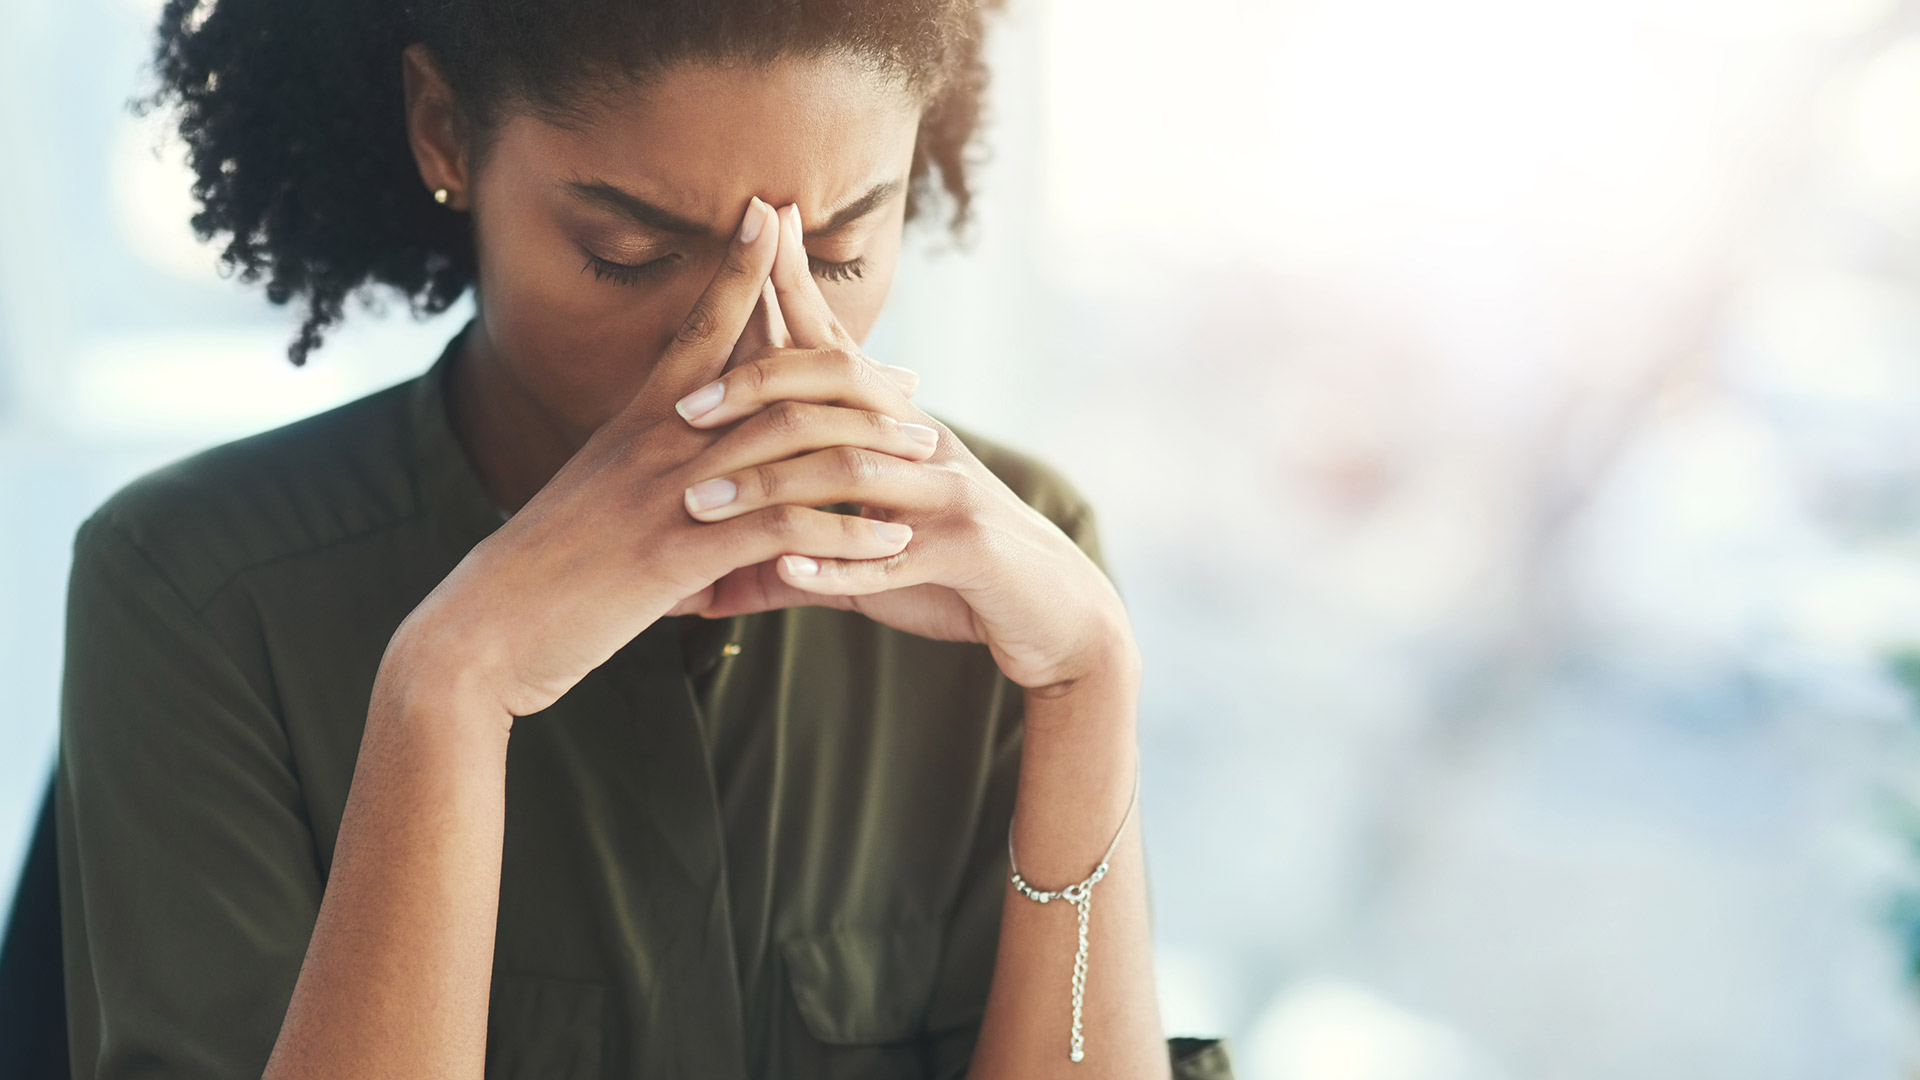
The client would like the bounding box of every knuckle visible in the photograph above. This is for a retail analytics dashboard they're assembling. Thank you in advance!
[763,399,807,438]
[843,512,879,543]
[738,358,773,397]
[675,302,720,347]
[761,503,805,538]
[946,507,989,545]
[829,347,866,383]
[834,445,879,484]
[749,462,784,502]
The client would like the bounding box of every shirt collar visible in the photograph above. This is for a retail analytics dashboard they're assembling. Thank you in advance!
[409,317,513,556]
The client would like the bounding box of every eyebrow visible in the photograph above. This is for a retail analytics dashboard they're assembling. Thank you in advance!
[808,180,903,236]
[561,177,904,240]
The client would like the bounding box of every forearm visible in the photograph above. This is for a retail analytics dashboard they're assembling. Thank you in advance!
[263,645,513,1080]
[969,637,1170,1080]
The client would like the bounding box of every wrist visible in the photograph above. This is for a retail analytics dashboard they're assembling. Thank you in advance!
[1022,644,1140,764]
[376,604,517,743]
[1027,609,1141,704]
[1010,640,1141,877]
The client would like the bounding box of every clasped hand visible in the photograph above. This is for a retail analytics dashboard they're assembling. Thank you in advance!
[401,197,1134,722]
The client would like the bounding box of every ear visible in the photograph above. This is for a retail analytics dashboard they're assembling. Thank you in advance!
[401,43,470,210]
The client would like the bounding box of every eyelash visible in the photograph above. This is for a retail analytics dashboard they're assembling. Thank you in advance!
[580,250,674,287]
[577,246,866,287]
[810,255,867,283]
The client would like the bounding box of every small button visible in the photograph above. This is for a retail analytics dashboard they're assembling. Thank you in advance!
[720,642,742,657]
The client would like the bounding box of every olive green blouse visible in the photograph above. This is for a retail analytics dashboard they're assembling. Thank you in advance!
[53,323,1235,1080]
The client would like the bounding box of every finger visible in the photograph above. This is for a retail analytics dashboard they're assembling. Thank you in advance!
[762,203,916,393]
[629,196,778,418]
[678,502,913,582]
[770,203,857,350]
[725,278,792,373]
[775,547,931,596]
[674,346,923,429]
[683,443,948,523]
[686,400,940,487]
[696,560,864,618]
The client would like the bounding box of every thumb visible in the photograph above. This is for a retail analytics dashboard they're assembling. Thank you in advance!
[696,562,860,618]
[665,583,718,617]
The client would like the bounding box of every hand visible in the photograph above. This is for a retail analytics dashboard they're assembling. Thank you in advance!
[671,203,1137,695]
[389,198,935,720]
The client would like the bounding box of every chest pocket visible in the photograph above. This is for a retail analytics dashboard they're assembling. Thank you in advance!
[781,921,944,1053]
[484,973,606,1080]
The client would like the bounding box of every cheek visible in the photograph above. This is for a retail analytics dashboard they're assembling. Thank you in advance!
[824,268,897,346]
[826,228,905,346]
[469,194,709,429]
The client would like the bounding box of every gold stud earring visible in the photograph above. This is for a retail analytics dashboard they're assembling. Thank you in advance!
[433,187,450,205]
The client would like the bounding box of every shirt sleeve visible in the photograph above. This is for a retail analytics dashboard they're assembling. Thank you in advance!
[56,515,323,1080]
[916,486,1242,1079]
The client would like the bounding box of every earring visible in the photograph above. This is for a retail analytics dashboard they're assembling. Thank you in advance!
[433,187,450,205]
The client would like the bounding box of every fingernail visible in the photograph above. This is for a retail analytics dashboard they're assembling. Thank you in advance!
[872,520,912,544]
[685,478,737,513]
[881,365,920,394]
[782,554,819,577]
[899,422,938,450]
[786,204,804,244]
[740,197,768,243]
[675,381,725,420]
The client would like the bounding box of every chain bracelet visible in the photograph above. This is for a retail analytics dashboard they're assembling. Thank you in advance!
[1007,763,1141,1064]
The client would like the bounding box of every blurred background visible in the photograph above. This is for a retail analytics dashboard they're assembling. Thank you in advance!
[7,0,1920,1075]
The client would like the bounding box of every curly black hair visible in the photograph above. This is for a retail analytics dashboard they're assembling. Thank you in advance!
[142,0,1000,365]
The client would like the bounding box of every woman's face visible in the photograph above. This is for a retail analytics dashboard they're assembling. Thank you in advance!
[442,53,922,441]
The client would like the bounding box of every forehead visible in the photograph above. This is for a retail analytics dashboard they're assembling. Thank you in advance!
[496,54,922,230]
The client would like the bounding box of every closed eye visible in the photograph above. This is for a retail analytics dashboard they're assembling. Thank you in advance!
[580,243,863,286]
[578,245,679,287]
[809,254,867,283]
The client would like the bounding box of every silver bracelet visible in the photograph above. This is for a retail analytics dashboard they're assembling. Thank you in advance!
[1006,763,1142,1063]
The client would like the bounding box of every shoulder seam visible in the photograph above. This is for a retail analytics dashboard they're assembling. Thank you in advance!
[83,376,434,614]
[86,502,432,618]
[77,513,216,631]
[192,508,433,618]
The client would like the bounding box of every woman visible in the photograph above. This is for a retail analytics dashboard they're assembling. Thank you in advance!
[54,0,1235,1077]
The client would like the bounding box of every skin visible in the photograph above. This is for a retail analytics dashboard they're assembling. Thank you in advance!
[258,44,1170,1080]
